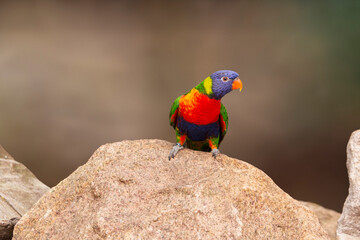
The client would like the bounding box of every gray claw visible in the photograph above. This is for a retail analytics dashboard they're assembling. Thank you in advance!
[211,149,220,158]
[168,143,184,160]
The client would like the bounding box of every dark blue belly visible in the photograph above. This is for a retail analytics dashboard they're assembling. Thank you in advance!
[176,116,219,141]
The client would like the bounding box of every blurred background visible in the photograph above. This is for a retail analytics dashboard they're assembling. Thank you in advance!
[0,0,359,212]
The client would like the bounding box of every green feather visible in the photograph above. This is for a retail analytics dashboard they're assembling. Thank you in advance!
[186,138,212,152]
[219,103,229,145]
[169,95,181,128]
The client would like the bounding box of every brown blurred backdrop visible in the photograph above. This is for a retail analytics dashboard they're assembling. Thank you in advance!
[1,1,359,212]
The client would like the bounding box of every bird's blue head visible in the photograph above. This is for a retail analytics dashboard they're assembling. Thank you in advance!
[209,70,242,99]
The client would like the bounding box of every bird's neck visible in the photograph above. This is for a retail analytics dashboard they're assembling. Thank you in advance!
[195,77,214,98]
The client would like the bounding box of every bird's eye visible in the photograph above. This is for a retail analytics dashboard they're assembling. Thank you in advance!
[221,77,229,82]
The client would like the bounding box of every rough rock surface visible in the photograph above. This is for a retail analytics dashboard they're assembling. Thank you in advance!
[337,130,360,240]
[0,144,50,239]
[301,201,340,240]
[14,139,330,240]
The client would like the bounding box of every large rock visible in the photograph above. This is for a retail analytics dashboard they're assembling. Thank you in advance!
[0,144,50,240]
[337,130,360,240]
[14,139,330,240]
[301,201,340,240]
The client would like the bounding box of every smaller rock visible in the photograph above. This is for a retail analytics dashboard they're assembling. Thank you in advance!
[0,158,50,218]
[337,130,360,240]
[300,201,340,240]
[0,144,50,240]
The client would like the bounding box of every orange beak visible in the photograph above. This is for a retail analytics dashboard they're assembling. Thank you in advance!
[232,78,243,92]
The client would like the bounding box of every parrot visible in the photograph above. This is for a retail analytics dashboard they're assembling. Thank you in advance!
[168,70,242,160]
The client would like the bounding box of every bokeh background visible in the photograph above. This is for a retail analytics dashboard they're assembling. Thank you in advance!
[1,0,359,212]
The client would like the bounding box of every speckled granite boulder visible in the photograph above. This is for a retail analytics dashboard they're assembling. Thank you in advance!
[14,139,330,240]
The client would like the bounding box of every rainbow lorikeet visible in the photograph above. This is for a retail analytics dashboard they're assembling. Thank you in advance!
[168,70,242,160]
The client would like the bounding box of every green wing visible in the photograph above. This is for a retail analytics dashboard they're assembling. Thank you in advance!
[219,103,229,145]
[169,95,181,128]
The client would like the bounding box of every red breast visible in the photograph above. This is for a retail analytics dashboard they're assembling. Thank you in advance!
[179,89,221,125]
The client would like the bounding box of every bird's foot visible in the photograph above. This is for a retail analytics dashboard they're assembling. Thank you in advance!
[211,149,220,158]
[168,143,184,160]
